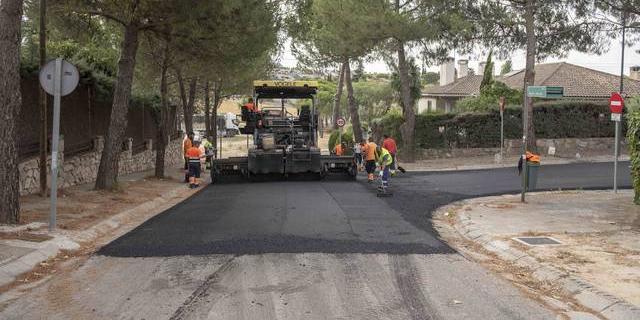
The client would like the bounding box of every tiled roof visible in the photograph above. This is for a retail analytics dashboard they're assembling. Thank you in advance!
[423,75,484,96]
[423,62,640,99]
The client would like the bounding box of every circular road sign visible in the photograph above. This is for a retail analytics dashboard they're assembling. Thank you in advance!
[39,59,80,96]
[336,117,346,128]
[609,92,624,114]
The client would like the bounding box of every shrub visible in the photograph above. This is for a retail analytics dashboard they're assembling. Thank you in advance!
[374,101,619,152]
[457,81,523,112]
[627,97,640,204]
[328,130,354,154]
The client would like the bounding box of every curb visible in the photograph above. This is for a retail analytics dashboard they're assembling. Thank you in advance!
[437,195,640,320]
[405,156,630,173]
[0,182,196,288]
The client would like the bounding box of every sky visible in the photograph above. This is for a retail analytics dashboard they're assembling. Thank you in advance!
[279,36,640,77]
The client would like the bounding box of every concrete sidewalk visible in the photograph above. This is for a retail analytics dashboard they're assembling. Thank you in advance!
[434,190,640,320]
[0,167,200,290]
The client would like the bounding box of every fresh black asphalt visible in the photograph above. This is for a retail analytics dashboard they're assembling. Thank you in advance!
[98,161,631,257]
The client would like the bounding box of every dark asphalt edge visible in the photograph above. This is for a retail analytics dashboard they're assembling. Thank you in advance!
[95,183,212,256]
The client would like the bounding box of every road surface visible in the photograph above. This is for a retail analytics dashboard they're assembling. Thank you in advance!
[0,162,631,320]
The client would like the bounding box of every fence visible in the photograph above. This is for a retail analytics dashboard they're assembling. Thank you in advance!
[18,74,177,159]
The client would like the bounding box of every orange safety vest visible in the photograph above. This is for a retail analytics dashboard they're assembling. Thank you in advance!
[186,147,202,162]
[245,102,257,112]
[183,138,192,156]
[365,142,377,161]
[334,144,344,156]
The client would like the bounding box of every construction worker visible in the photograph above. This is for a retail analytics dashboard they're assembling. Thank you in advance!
[186,140,205,188]
[200,137,214,170]
[245,97,258,112]
[183,132,194,183]
[364,138,377,182]
[375,145,393,193]
[333,142,345,156]
[354,142,363,171]
[382,134,398,174]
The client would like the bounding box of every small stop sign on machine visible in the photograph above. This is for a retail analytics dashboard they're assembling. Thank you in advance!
[609,92,624,122]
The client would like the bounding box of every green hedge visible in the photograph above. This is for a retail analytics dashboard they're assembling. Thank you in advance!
[628,111,640,204]
[377,101,619,149]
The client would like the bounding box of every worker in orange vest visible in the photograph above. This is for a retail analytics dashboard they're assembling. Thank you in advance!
[183,132,194,183]
[364,137,378,182]
[186,140,205,188]
[245,97,258,112]
[333,142,346,156]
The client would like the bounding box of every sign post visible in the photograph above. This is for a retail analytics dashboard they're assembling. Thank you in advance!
[336,117,346,147]
[39,59,79,232]
[499,96,506,163]
[522,86,564,202]
[609,92,624,193]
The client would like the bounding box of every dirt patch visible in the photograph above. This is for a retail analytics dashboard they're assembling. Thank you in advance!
[18,174,184,231]
[433,206,604,318]
[530,231,640,305]
[0,230,53,242]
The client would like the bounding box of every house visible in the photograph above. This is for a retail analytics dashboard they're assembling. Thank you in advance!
[418,59,640,113]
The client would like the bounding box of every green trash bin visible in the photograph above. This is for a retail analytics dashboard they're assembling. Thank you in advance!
[526,161,540,191]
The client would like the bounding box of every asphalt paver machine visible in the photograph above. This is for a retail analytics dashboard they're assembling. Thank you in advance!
[211,80,357,182]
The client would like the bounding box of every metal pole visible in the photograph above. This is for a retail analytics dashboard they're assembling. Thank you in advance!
[501,109,504,163]
[49,58,62,232]
[521,84,528,202]
[615,13,626,193]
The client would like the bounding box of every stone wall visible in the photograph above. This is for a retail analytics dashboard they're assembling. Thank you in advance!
[420,137,628,159]
[19,135,183,195]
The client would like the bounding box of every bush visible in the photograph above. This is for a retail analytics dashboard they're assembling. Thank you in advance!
[328,130,354,154]
[628,111,640,204]
[457,81,523,112]
[375,101,619,151]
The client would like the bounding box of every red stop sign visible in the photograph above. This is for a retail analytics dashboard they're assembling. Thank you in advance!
[609,92,624,114]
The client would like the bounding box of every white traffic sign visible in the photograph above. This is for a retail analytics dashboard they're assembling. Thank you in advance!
[39,59,79,232]
[39,59,79,96]
[336,117,346,128]
[611,113,622,122]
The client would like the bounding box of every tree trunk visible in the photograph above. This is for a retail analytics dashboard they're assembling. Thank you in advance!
[0,0,24,223]
[524,0,537,152]
[396,40,416,162]
[332,62,346,130]
[176,70,194,134]
[212,82,223,149]
[155,37,170,179]
[185,77,197,134]
[344,60,363,143]
[95,22,140,190]
[39,0,48,197]
[204,80,211,138]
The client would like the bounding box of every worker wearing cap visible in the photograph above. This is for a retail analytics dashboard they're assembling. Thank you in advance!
[382,134,398,174]
[186,140,205,188]
[364,137,378,182]
[375,145,393,193]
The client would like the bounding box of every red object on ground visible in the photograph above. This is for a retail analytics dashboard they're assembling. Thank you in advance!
[609,92,624,114]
